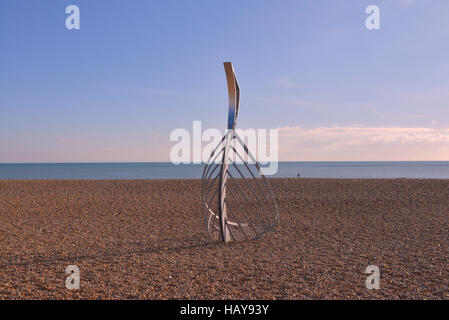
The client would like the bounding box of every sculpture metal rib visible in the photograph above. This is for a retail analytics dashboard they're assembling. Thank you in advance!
[201,62,279,242]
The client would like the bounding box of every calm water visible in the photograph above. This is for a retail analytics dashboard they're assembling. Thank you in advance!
[1,162,449,180]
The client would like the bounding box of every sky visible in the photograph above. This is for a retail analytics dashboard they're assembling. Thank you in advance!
[1,0,449,162]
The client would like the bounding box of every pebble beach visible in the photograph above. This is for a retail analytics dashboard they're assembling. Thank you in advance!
[0,178,448,299]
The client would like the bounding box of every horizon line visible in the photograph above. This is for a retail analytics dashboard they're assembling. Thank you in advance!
[2,160,449,165]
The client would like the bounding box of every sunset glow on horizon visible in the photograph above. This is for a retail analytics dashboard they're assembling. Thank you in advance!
[1,0,448,163]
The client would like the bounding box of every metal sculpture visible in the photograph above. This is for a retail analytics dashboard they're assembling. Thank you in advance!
[201,62,280,242]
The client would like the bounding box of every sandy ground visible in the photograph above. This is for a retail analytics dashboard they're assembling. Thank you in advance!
[0,178,448,299]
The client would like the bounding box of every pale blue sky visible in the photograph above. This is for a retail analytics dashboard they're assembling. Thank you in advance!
[1,0,449,162]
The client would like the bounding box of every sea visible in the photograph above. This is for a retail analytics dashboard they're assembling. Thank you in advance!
[1,162,449,180]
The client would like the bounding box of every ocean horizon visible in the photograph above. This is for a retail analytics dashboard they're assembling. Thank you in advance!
[1,161,449,180]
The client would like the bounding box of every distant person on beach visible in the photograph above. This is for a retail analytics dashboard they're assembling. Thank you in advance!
[297,172,300,178]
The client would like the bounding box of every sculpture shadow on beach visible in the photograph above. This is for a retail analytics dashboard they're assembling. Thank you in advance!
[0,235,221,268]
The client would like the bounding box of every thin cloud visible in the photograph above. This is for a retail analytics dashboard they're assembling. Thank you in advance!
[368,106,431,119]
[396,0,416,6]
[278,125,449,161]
[136,88,176,95]
[56,137,89,144]
[277,78,304,89]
